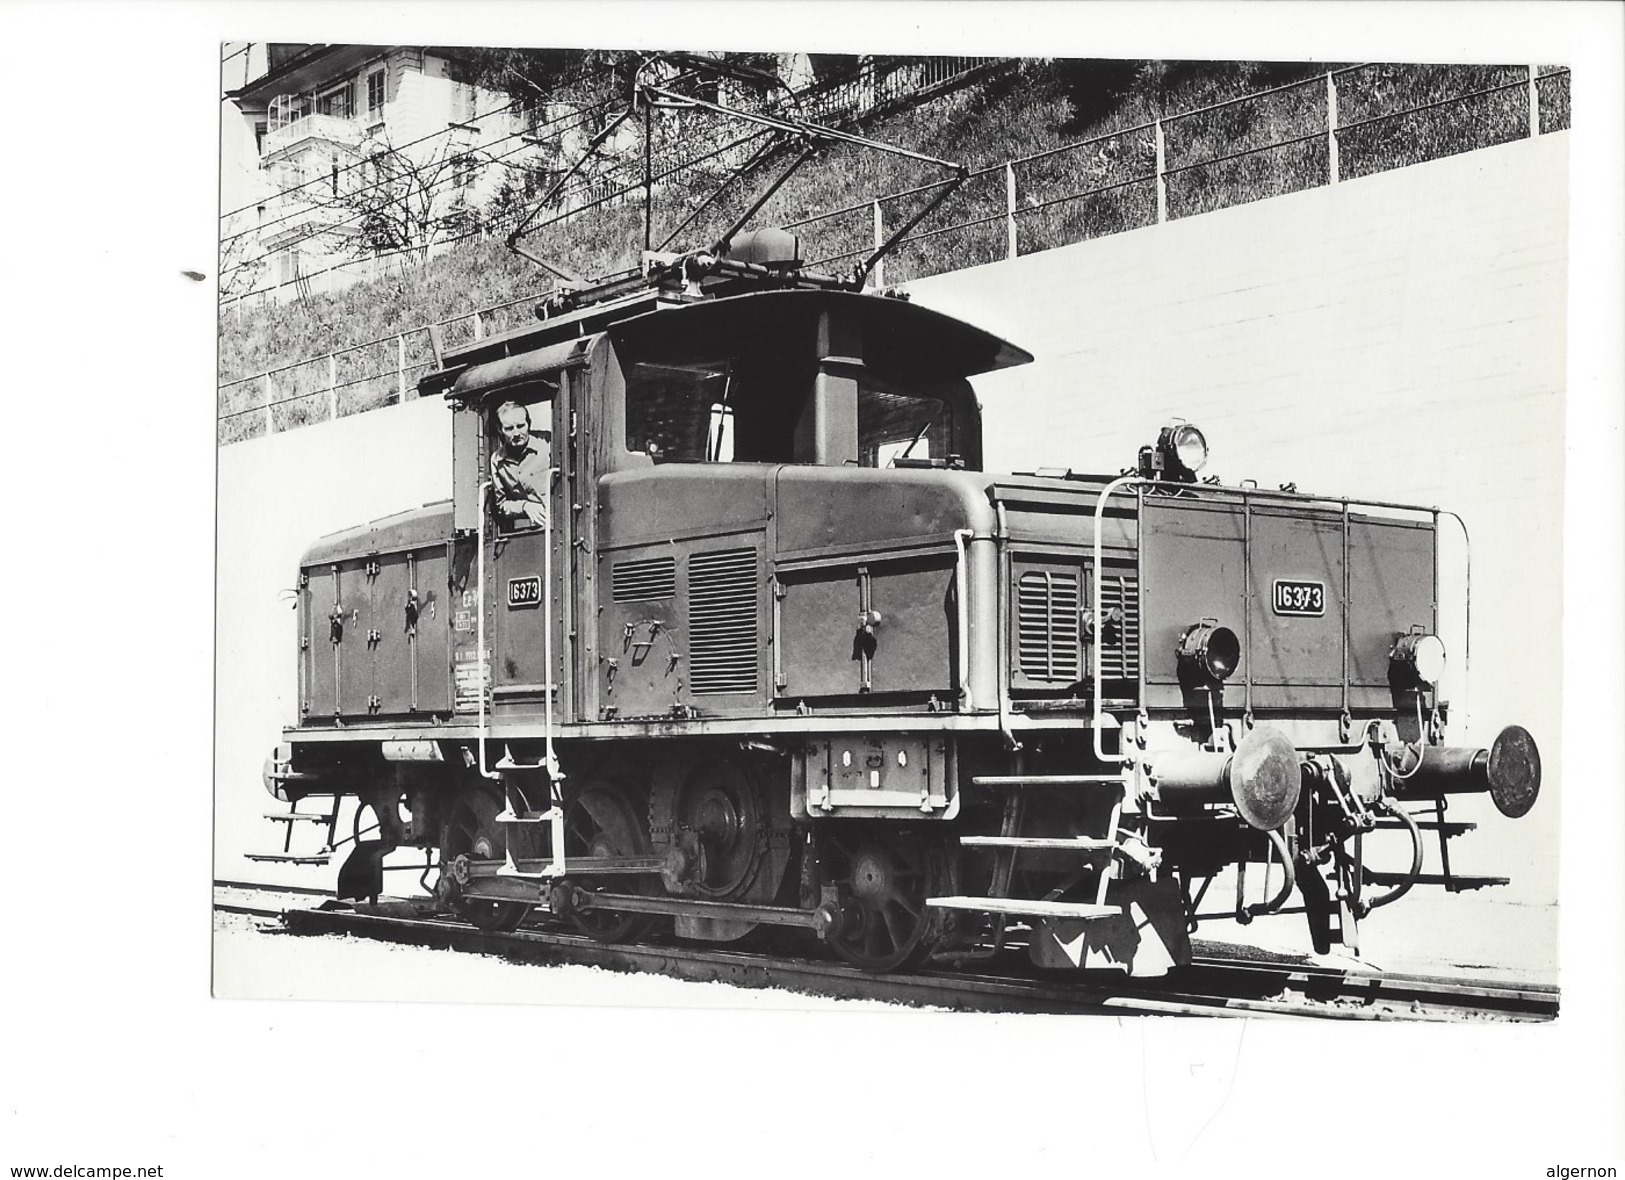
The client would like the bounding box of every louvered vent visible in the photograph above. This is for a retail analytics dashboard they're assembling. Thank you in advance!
[1017,570,1082,682]
[688,549,759,695]
[613,556,676,602]
[1096,570,1140,680]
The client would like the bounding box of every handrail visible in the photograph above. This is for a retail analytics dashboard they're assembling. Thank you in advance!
[475,480,499,781]
[953,528,975,712]
[1092,474,1146,764]
[542,466,561,780]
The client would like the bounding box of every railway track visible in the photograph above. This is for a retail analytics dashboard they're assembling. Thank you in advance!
[213,881,1558,1021]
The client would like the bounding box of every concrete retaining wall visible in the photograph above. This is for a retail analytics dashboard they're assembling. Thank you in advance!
[908,133,1567,903]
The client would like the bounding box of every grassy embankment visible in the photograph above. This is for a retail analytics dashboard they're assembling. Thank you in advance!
[218,61,1558,442]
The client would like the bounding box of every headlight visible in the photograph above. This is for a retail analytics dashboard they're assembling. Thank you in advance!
[1390,632,1446,688]
[1168,423,1208,473]
[1177,620,1240,682]
[1149,421,1208,481]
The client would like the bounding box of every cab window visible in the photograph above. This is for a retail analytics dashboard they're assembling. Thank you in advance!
[624,357,735,463]
[859,378,955,468]
[624,352,808,464]
[487,387,553,535]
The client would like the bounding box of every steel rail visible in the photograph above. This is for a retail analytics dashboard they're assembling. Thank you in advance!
[1186,952,1558,1016]
[216,886,1556,1021]
[214,877,336,897]
[214,902,286,920]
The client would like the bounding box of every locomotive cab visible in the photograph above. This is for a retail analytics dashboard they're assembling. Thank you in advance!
[606,289,998,473]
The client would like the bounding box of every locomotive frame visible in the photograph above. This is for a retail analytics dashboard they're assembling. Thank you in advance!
[258,236,1541,976]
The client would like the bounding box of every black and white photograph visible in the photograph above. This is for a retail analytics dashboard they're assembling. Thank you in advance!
[215,38,1570,996]
[5,3,1623,1178]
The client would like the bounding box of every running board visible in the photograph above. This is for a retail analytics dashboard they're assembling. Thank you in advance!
[970,775,1124,788]
[1362,871,1508,890]
[958,836,1115,851]
[263,812,331,823]
[244,853,331,866]
[926,896,1118,919]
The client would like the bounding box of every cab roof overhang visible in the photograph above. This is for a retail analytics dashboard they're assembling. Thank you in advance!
[606,288,1032,381]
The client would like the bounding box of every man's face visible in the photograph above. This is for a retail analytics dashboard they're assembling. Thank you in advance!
[498,406,530,454]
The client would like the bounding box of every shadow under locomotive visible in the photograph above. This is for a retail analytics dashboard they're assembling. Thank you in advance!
[256,233,1540,978]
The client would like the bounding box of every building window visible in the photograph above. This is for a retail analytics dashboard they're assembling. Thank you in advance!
[317,83,352,119]
[254,121,267,155]
[367,70,385,115]
[452,82,476,125]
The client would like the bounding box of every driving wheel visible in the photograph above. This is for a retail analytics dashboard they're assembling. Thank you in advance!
[440,787,530,933]
[561,780,655,943]
[823,832,944,973]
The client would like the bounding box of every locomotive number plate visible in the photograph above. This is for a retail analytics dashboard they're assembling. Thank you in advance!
[1272,579,1326,617]
[507,576,542,609]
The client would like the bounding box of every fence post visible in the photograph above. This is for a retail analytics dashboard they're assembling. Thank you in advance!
[1154,119,1168,224]
[1005,162,1018,260]
[397,334,407,402]
[1527,65,1540,137]
[472,312,484,340]
[264,373,276,436]
[1327,72,1341,185]
[327,353,338,421]
[871,200,885,288]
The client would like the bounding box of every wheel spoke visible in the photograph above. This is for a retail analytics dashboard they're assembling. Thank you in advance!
[881,903,909,952]
[886,888,923,921]
[864,913,886,958]
[564,814,591,851]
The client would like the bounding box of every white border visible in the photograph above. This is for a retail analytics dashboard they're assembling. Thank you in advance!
[2,3,1619,1175]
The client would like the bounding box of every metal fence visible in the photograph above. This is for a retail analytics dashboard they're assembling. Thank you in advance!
[786,63,1570,284]
[219,62,1570,445]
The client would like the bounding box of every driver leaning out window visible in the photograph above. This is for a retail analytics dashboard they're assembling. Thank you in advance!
[491,400,550,529]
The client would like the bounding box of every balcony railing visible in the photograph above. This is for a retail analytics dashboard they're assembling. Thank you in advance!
[264,112,366,156]
[255,192,363,245]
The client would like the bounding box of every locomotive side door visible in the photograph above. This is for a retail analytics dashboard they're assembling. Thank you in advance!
[484,381,560,708]
[371,544,452,716]
[301,564,338,720]
[334,557,376,717]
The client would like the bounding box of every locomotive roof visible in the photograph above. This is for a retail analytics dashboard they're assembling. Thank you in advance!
[607,289,1033,380]
[421,284,1031,399]
[301,500,453,567]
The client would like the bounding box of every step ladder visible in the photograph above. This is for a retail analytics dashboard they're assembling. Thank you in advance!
[927,771,1128,925]
[245,794,341,866]
[490,748,568,880]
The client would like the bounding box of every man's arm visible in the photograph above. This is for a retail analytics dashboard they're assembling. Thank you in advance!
[491,458,524,523]
[491,456,548,527]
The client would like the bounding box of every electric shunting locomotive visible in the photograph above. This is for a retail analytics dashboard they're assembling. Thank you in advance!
[258,228,1541,976]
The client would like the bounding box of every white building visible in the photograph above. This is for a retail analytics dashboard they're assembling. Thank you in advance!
[223,43,536,304]
[220,45,949,307]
